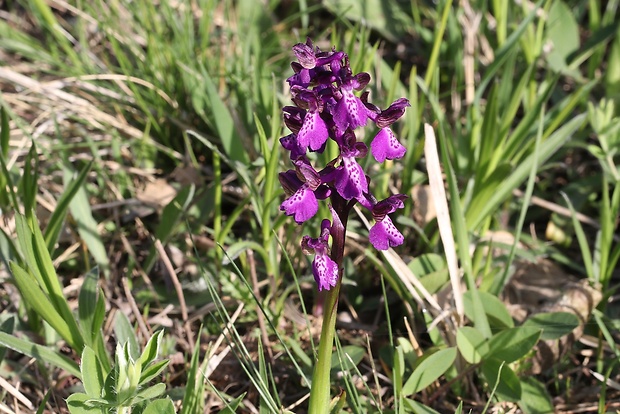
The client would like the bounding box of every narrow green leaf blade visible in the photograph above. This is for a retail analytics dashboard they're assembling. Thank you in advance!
[10,262,74,347]
[63,163,110,276]
[78,267,100,345]
[0,331,80,377]
[45,160,93,252]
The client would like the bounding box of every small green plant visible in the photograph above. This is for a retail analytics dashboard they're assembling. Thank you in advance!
[66,330,173,414]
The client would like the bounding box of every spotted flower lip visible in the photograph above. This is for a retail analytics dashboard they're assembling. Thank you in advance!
[371,127,407,162]
[301,219,338,291]
[279,159,330,224]
[369,194,407,250]
[333,129,369,201]
[291,88,329,151]
[369,215,404,250]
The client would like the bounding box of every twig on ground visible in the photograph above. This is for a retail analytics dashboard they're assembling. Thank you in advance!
[154,239,194,350]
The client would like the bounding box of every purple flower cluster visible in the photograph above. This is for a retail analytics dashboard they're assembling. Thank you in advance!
[279,39,409,291]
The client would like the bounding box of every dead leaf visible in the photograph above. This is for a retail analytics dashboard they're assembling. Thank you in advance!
[136,178,177,208]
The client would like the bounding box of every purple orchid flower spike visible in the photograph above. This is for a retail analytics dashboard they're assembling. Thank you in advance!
[279,39,412,414]
[301,219,339,291]
[279,39,410,290]
[369,194,407,250]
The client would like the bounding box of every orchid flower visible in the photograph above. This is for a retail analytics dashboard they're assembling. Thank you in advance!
[278,38,411,414]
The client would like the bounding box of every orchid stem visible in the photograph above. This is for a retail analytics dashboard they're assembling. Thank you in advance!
[308,194,349,414]
[308,283,340,414]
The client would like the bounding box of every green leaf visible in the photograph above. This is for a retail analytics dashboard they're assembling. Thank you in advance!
[331,345,365,372]
[81,346,104,399]
[604,24,620,97]
[545,0,580,75]
[45,161,92,252]
[139,360,169,385]
[21,144,39,214]
[10,262,74,346]
[142,398,175,414]
[219,393,246,414]
[0,331,80,378]
[180,334,206,414]
[139,330,163,368]
[408,253,446,276]
[456,327,488,364]
[481,358,522,402]
[404,398,442,414]
[523,312,580,340]
[200,65,248,163]
[519,377,554,414]
[0,108,11,208]
[36,389,53,414]
[0,316,15,363]
[0,107,8,158]
[487,327,541,363]
[463,290,514,330]
[30,215,84,349]
[393,345,405,406]
[78,267,101,345]
[402,347,457,396]
[66,393,105,414]
[134,383,166,401]
[114,312,140,362]
[322,0,413,43]
[410,254,450,294]
[63,163,110,276]
[467,113,586,230]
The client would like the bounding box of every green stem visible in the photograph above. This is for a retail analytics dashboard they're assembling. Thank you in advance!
[307,283,340,413]
[308,194,350,414]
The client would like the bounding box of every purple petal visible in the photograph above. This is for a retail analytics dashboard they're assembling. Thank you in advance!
[280,185,318,224]
[294,158,321,189]
[333,88,368,132]
[312,253,338,291]
[369,216,404,250]
[334,157,368,200]
[371,128,406,162]
[287,66,312,87]
[293,43,317,69]
[283,106,305,133]
[298,111,329,151]
[353,72,371,90]
[280,134,306,159]
[376,98,411,128]
[278,170,302,196]
[315,185,331,200]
